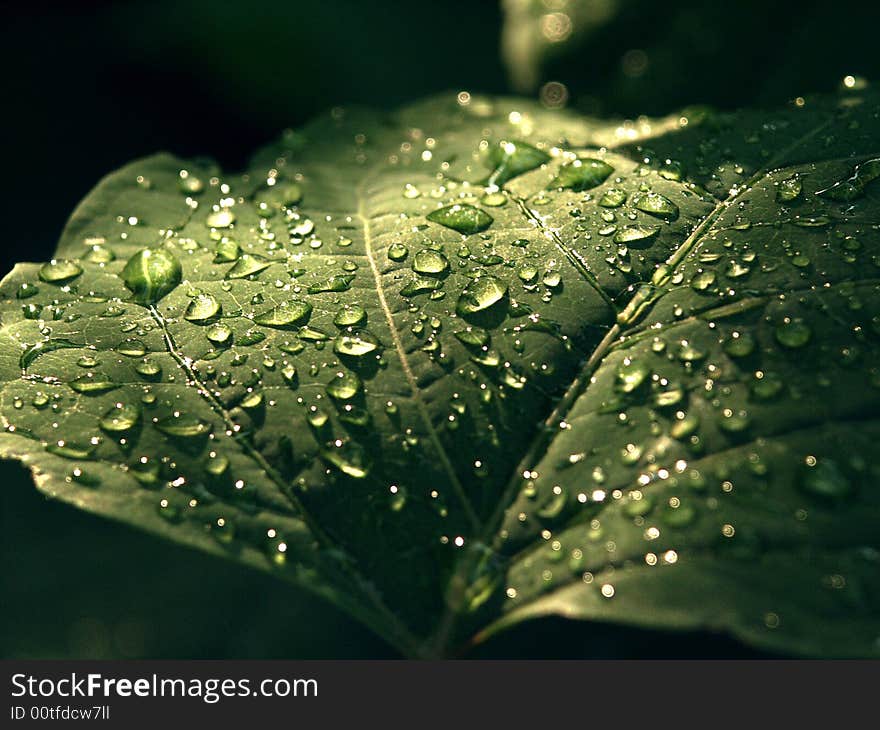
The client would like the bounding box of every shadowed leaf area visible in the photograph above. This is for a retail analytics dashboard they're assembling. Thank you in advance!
[1,88,879,658]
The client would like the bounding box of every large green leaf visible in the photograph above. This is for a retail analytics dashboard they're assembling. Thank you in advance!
[2,87,879,658]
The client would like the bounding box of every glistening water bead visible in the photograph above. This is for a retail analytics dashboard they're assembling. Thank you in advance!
[121,248,182,304]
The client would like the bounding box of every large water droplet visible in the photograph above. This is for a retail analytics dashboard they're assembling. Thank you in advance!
[776,175,802,203]
[155,414,211,438]
[206,209,236,228]
[253,300,312,328]
[613,225,660,247]
[388,242,409,261]
[321,439,370,478]
[70,374,118,394]
[334,329,380,357]
[121,248,182,305]
[486,140,550,185]
[599,188,627,207]
[225,254,272,279]
[400,276,441,297]
[334,304,366,327]
[184,293,221,323]
[326,371,363,400]
[616,359,649,393]
[99,402,141,433]
[213,239,241,263]
[456,276,508,317]
[308,274,355,294]
[39,260,83,284]
[412,249,450,275]
[632,192,679,220]
[427,204,493,234]
[549,158,613,191]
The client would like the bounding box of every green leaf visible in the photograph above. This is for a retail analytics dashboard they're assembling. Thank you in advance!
[2,87,879,658]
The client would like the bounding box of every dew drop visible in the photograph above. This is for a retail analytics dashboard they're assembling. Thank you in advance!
[184,293,222,323]
[426,204,493,234]
[456,276,508,317]
[121,248,182,304]
[99,402,142,433]
[632,191,679,220]
[253,300,313,328]
[39,259,83,284]
[549,158,614,191]
[334,329,380,357]
[412,249,450,275]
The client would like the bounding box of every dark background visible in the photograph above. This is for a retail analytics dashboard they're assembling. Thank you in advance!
[1,0,878,659]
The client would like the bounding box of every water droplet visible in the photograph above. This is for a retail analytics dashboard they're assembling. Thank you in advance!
[205,452,229,476]
[719,408,751,433]
[775,318,812,348]
[549,158,614,191]
[388,243,409,261]
[613,225,661,247]
[178,170,204,194]
[238,329,266,346]
[776,175,802,202]
[599,188,627,207]
[541,269,561,288]
[321,439,371,478]
[46,441,95,460]
[213,239,241,263]
[751,371,784,400]
[121,248,182,304]
[17,283,39,299]
[632,191,679,220]
[206,323,233,347]
[308,274,355,294]
[281,363,297,385]
[454,327,489,348]
[297,326,329,343]
[723,331,755,358]
[253,300,313,328]
[19,338,81,371]
[117,339,147,357]
[400,276,441,297]
[486,140,550,185]
[334,329,380,357]
[70,374,118,394]
[85,245,115,264]
[334,304,366,327]
[326,371,363,400]
[133,359,161,380]
[456,276,508,317]
[426,204,493,234]
[206,209,236,228]
[616,359,649,393]
[691,270,716,291]
[412,249,450,275]
[155,414,211,438]
[39,260,83,284]
[480,191,508,207]
[99,402,141,433]
[225,254,272,279]
[184,293,221,323]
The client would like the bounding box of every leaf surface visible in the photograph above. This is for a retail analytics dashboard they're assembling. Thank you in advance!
[2,89,879,657]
